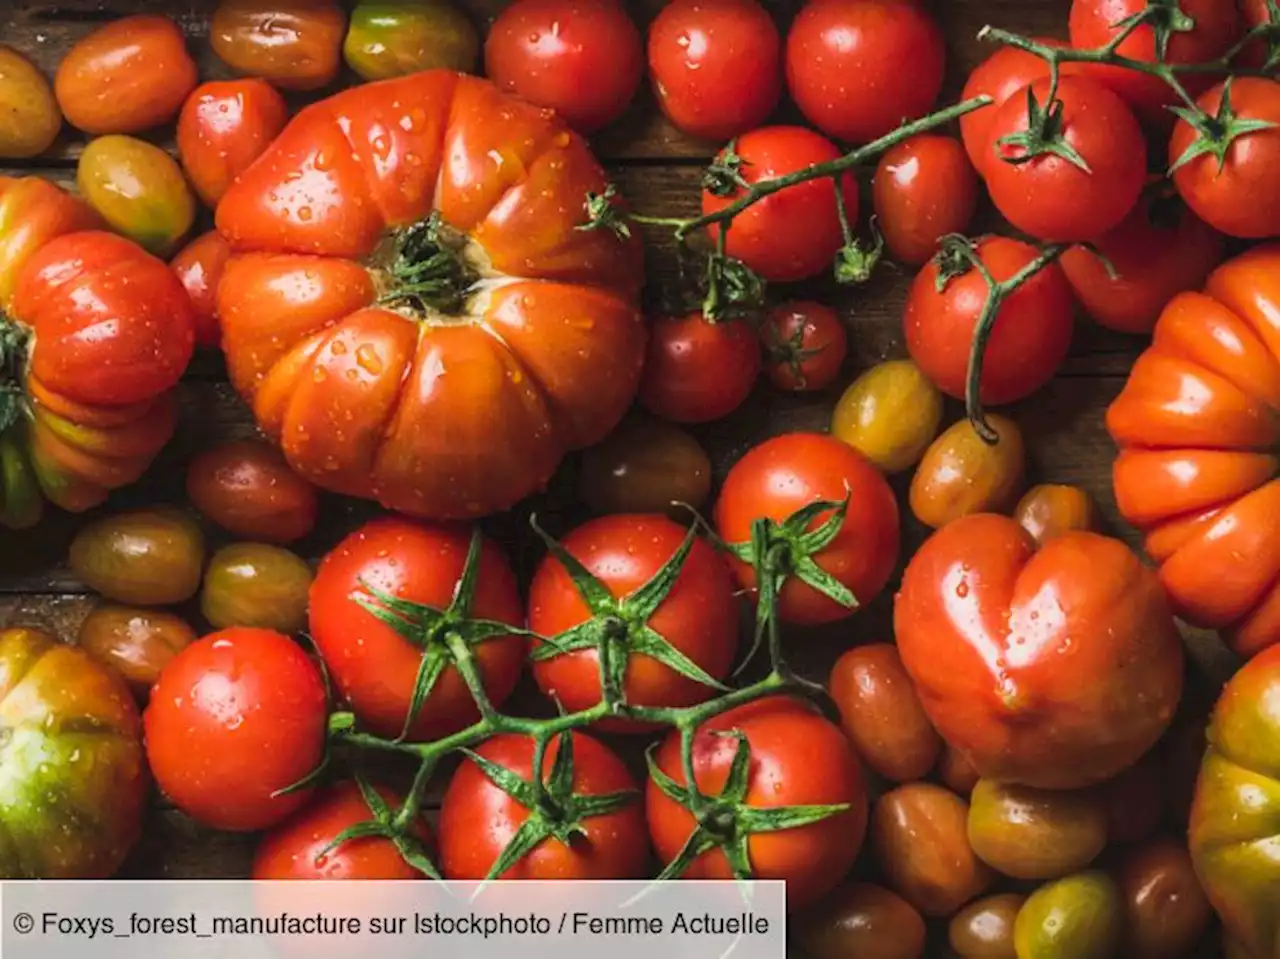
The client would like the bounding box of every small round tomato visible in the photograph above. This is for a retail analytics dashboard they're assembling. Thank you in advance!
[144,627,327,831]
[872,135,979,266]
[904,236,1076,406]
[761,301,848,392]
[171,231,233,349]
[527,514,739,728]
[638,312,760,423]
[253,781,433,880]
[77,604,197,701]
[647,0,781,142]
[77,135,196,257]
[0,46,61,159]
[949,894,1025,959]
[186,439,319,545]
[959,41,1065,174]
[714,432,900,625]
[702,126,858,283]
[647,697,867,911]
[54,15,197,135]
[797,883,927,959]
[202,543,314,635]
[439,731,648,880]
[985,76,1147,243]
[1014,484,1101,547]
[967,778,1108,880]
[344,0,479,80]
[831,359,943,474]
[577,416,712,517]
[786,0,945,144]
[69,508,206,606]
[176,79,289,208]
[211,0,346,91]
[484,0,643,133]
[308,518,526,740]
[1117,838,1212,959]
[910,415,1026,530]
[1170,77,1280,239]
[1015,872,1123,959]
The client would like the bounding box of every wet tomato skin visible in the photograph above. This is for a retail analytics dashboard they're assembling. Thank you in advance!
[873,135,979,266]
[186,439,319,545]
[77,604,197,701]
[171,231,233,350]
[211,0,346,91]
[177,79,289,208]
[0,46,62,159]
[638,313,760,424]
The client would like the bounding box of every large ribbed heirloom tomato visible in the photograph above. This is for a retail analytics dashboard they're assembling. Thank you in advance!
[1108,245,1280,659]
[215,70,646,520]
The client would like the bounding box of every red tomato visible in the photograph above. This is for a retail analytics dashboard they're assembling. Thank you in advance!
[904,236,1076,406]
[144,627,327,831]
[526,514,739,729]
[959,41,1068,174]
[439,731,649,879]
[702,126,858,283]
[177,79,289,208]
[761,300,848,391]
[714,432,900,625]
[484,0,643,132]
[647,0,781,141]
[308,518,526,740]
[872,135,979,266]
[1170,77,1280,239]
[1241,0,1280,69]
[985,76,1147,243]
[170,230,232,349]
[786,0,945,144]
[646,697,868,911]
[638,312,760,423]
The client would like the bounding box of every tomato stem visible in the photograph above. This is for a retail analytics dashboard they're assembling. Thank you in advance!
[378,212,477,315]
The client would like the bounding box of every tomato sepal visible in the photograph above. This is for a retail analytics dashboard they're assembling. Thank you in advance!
[579,183,635,241]
[833,218,885,287]
[1168,77,1280,174]
[701,142,753,198]
[377,212,479,316]
[1112,0,1197,60]
[996,84,1092,174]
[313,774,442,879]
[1245,0,1280,71]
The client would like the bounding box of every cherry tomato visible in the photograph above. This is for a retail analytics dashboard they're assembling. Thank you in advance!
[714,433,900,625]
[0,46,61,159]
[77,604,197,701]
[985,76,1147,243]
[647,0,781,141]
[938,744,981,797]
[176,79,289,208]
[797,883,927,959]
[638,312,760,423]
[1241,0,1280,69]
[77,135,196,257]
[69,508,206,607]
[702,126,858,283]
[1014,484,1101,547]
[201,543,313,635]
[904,236,1076,406]
[144,627,327,831]
[344,0,479,80]
[484,0,643,133]
[831,359,943,474]
[761,301,847,392]
[910,415,1026,530]
[872,135,979,266]
[211,0,346,91]
[185,439,319,545]
[959,41,1070,174]
[786,0,945,144]
[577,416,712,517]
[171,231,233,350]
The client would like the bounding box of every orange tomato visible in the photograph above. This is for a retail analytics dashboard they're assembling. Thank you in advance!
[171,231,233,349]
[211,0,346,91]
[177,79,289,208]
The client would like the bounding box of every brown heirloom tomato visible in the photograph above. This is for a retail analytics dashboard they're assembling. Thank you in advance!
[211,0,346,91]
[77,135,196,257]
[1013,484,1099,547]
[1118,838,1211,959]
[0,46,61,159]
[967,779,1107,880]
[201,543,313,635]
[1108,244,1280,658]
[69,508,205,606]
[186,439,319,544]
[171,232,234,350]
[894,514,1184,790]
[949,893,1023,959]
[215,72,645,520]
[796,883,927,959]
[177,79,289,208]
[0,177,194,528]
[0,627,146,878]
[344,0,480,80]
[77,605,197,700]
[54,15,197,135]
[910,415,1025,530]
[577,416,712,517]
[831,359,943,474]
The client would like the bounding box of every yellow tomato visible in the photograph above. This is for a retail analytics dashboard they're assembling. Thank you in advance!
[0,45,61,159]
[831,359,943,473]
[910,415,1025,529]
[77,135,195,257]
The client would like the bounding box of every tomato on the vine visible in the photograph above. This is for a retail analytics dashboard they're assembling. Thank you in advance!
[761,301,847,392]
[176,79,289,208]
[702,126,858,283]
[872,135,979,266]
[638,312,760,423]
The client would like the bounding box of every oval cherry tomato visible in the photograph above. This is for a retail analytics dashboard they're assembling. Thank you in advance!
[830,359,943,474]
[484,0,643,133]
[638,312,760,423]
[144,627,327,831]
[211,0,346,91]
[959,41,1068,174]
[967,778,1108,880]
[170,231,233,349]
[186,438,319,544]
[577,416,712,517]
[69,508,206,607]
[344,0,479,80]
[910,415,1026,530]
[760,301,847,392]
[797,883,927,959]
[904,236,1076,406]
[714,432,900,625]
[872,135,979,266]
[985,76,1147,244]
[786,0,945,144]
[0,46,61,159]
[949,894,1024,959]
[77,135,195,257]
[703,126,858,283]
[54,15,197,135]
[177,79,289,208]
[1014,484,1101,547]
[1117,838,1212,959]
[647,0,781,142]
[201,542,313,635]
[77,604,196,701]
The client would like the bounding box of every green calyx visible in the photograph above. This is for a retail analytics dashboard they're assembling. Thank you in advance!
[1169,77,1278,175]
[0,321,30,437]
[996,85,1092,174]
[579,183,634,240]
[702,253,766,322]
[378,212,477,316]
[315,775,441,878]
[701,142,752,198]
[1114,0,1195,60]
[1250,0,1280,71]
[762,320,825,389]
[0,320,40,530]
[834,218,884,287]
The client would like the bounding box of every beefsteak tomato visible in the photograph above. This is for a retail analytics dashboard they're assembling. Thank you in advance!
[215,71,645,520]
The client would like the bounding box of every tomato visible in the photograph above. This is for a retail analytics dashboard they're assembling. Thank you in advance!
[577,416,712,517]
[872,135,979,266]
[647,0,781,142]
[171,231,233,349]
[0,46,61,159]
[1014,484,1100,547]
[949,894,1024,959]
[211,0,346,91]
[176,79,289,209]
[702,126,858,283]
[77,135,196,257]
[646,697,867,911]
[894,514,1185,789]
[0,178,193,526]
[77,604,197,701]
[69,508,206,606]
[904,236,1075,406]
[186,438,319,544]
[215,73,645,521]
[1107,244,1280,658]
[984,76,1147,244]
[1118,839,1212,959]
[639,312,760,422]
[761,301,847,392]
[201,543,313,635]
[785,0,945,144]
[714,432,900,625]
[54,15,197,135]
[797,883,927,959]
[308,517,526,740]
[1241,0,1280,69]
[1061,191,1225,335]
[439,730,648,879]
[830,359,943,474]
[1014,872,1123,959]
[344,0,479,80]
[959,41,1065,174]
[967,779,1108,880]
[253,781,433,879]
[144,627,327,831]
[484,0,643,133]
[910,415,1026,530]
[1170,78,1280,239]
[526,514,739,729]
